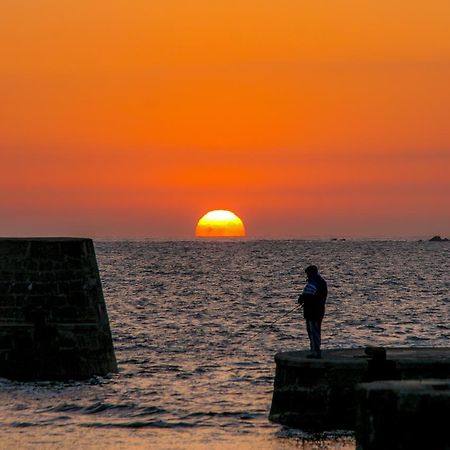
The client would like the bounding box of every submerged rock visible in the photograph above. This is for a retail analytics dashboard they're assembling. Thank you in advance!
[429,235,449,242]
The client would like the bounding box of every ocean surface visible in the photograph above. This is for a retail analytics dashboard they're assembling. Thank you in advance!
[1,240,449,449]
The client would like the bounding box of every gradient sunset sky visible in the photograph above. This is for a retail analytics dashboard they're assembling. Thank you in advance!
[1,1,449,238]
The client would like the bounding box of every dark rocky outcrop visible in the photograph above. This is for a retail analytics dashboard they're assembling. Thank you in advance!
[429,235,449,242]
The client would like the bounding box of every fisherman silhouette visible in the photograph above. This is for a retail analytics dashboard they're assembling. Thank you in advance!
[298,265,328,359]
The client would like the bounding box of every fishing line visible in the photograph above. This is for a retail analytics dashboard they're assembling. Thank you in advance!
[245,303,303,343]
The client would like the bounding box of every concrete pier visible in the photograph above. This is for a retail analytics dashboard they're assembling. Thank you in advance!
[269,347,450,430]
[356,379,450,450]
[0,238,118,380]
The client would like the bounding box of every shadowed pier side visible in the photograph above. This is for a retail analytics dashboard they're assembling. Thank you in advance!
[356,379,450,450]
[269,347,450,430]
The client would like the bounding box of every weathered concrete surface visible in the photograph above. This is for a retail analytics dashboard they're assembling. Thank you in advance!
[269,348,450,430]
[0,238,118,380]
[356,379,450,450]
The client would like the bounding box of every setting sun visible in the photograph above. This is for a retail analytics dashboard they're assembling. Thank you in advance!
[195,210,246,238]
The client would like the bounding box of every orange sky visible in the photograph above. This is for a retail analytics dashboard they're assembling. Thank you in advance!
[1,1,449,238]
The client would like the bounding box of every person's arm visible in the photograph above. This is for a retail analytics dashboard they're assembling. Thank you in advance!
[298,282,317,304]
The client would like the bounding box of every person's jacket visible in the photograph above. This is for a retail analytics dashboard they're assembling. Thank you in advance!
[298,274,327,321]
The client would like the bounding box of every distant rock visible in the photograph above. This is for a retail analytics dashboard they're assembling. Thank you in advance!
[429,235,449,242]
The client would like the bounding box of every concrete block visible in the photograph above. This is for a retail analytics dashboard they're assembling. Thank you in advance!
[0,241,29,257]
[29,240,61,259]
[356,379,450,450]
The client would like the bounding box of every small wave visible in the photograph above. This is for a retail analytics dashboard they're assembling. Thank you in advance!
[10,421,36,428]
[41,402,170,418]
[84,403,115,414]
[81,420,195,429]
[175,372,194,379]
[41,402,137,415]
[84,402,137,414]
[182,410,262,420]
[253,375,273,383]
[132,406,168,417]
[43,403,84,413]
[13,404,30,411]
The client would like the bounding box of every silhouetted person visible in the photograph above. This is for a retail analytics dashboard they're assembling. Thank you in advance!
[298,265,327,359]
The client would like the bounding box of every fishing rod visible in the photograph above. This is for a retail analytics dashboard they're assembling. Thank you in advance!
[246,303,303,343]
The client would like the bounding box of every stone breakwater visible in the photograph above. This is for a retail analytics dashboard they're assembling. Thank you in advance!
[0,238,117,380]
[269,347,450,430]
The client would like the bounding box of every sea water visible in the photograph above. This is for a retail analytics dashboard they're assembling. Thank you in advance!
[0,240,449,449]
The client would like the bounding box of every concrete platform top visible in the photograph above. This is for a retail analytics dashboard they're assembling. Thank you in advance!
[0,237,89,242]
[275,347,450,368]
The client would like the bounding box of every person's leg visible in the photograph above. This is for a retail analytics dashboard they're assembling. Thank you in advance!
[306,320,322,357]
[312,320,322,355]
[306,320,314,352]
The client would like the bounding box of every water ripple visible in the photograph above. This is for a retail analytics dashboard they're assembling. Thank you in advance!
[0,240,448,448]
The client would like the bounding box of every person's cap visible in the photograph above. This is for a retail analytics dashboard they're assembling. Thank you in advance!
[305,265,318,275]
